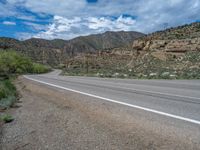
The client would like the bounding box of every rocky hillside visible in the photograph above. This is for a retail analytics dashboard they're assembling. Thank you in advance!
[63,22,200,79]
[0,31,144,65]
[1,22,200,79]
[132,22,200,53]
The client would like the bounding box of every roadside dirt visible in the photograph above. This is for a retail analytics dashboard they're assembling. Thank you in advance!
[0,77,200,150]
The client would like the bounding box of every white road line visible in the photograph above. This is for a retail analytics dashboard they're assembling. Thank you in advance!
[39,75,200,101]
[24,75,200,125]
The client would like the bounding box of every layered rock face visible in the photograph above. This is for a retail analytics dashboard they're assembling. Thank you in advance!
[133,38,200,52]
[0,31,145,65]
[132,22,200,53]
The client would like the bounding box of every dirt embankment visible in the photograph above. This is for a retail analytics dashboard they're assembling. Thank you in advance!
[0,77,200,150]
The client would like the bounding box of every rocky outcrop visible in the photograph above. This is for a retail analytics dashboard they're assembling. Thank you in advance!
[132,22,200,53]
[132,38,200,52]
[0,31,145,65]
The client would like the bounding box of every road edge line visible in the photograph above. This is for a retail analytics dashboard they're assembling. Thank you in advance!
[24,75,200,125]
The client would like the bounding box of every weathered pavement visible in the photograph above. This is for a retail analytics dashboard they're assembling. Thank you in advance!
[1,72,200,149]
[26,70,200,124]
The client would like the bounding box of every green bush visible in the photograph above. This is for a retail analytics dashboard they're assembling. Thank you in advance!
[0,80,17,108]
[32,63,50,74]
[0,51,50,109]
[0,50,50,75]
[0,114,14,123]
[0,88,6,99]
[0,96,16,108]
[0,51,33,75]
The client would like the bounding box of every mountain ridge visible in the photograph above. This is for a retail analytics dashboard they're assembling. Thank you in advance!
[0,31,145,65]
[61,22,200,79]
[132,22,200,53]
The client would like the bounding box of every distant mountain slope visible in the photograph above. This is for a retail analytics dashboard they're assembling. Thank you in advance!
[132,22,200,52]
[0,31,144,65]
[70,31,144,49]
[62,22,200,79]
[145,22,200,40]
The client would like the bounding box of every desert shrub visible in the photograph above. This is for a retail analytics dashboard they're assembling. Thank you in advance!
[0,114,14,123]
[0,88,6,99]
[183,52,200,62]
[0,51,50,110]
[32,63,50,74]
[0,50,50,75]
[0,96,16,108]
[0,51,33,75]
[57,64,65,69]
[0,80,17,108]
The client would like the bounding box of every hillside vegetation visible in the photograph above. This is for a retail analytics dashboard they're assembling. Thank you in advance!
[62,22,200,79]
[132,22,200,52]
[0,51,50,76]
[0,22,200,79]
[0,31,144,65]
[141,22,200,40]
[0,79,17,109]
[62,50,200,79]
[0,51,50,109]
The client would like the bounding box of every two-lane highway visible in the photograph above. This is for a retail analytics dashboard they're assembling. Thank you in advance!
[24,70,200,125]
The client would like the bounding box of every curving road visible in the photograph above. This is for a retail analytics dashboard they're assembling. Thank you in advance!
[24,70,200,125]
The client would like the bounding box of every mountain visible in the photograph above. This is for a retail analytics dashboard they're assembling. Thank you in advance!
[1,22,199,79]
[132,22,200,53]
[0,31,145,65]
[62,22,200,79]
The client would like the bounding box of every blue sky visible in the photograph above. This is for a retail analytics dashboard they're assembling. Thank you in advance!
[0,0,200,40]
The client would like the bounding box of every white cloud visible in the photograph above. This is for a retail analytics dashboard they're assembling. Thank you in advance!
[2,0,200,39]
[24,0,86,17]
[2,21,16,25]
[86,16,136,32]
[0,2,16,17]
[32,15,136,40]
[16,32,35,40]
[23,22,47,30]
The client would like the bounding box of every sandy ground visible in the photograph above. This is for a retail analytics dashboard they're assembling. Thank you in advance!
[0,77,200,150]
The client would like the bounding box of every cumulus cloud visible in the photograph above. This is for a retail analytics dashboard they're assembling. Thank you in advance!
[32,15,136,39]
[0,1,16,17]
[15,32,36,40]
[86,16,136,31]
[10,0,200,22]
[23,22,47,30]
[7,0,87,16]
[2,0,200,39]
[2,21,16,25]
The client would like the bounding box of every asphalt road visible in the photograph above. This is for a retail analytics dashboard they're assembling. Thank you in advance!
[24,70,200,126]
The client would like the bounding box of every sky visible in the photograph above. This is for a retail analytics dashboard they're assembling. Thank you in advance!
[0,0,200,40]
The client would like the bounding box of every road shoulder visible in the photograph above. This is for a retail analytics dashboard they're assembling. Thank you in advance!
[0,77,199,150]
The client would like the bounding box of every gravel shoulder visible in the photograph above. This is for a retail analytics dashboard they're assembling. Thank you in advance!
[0,77,200,150]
